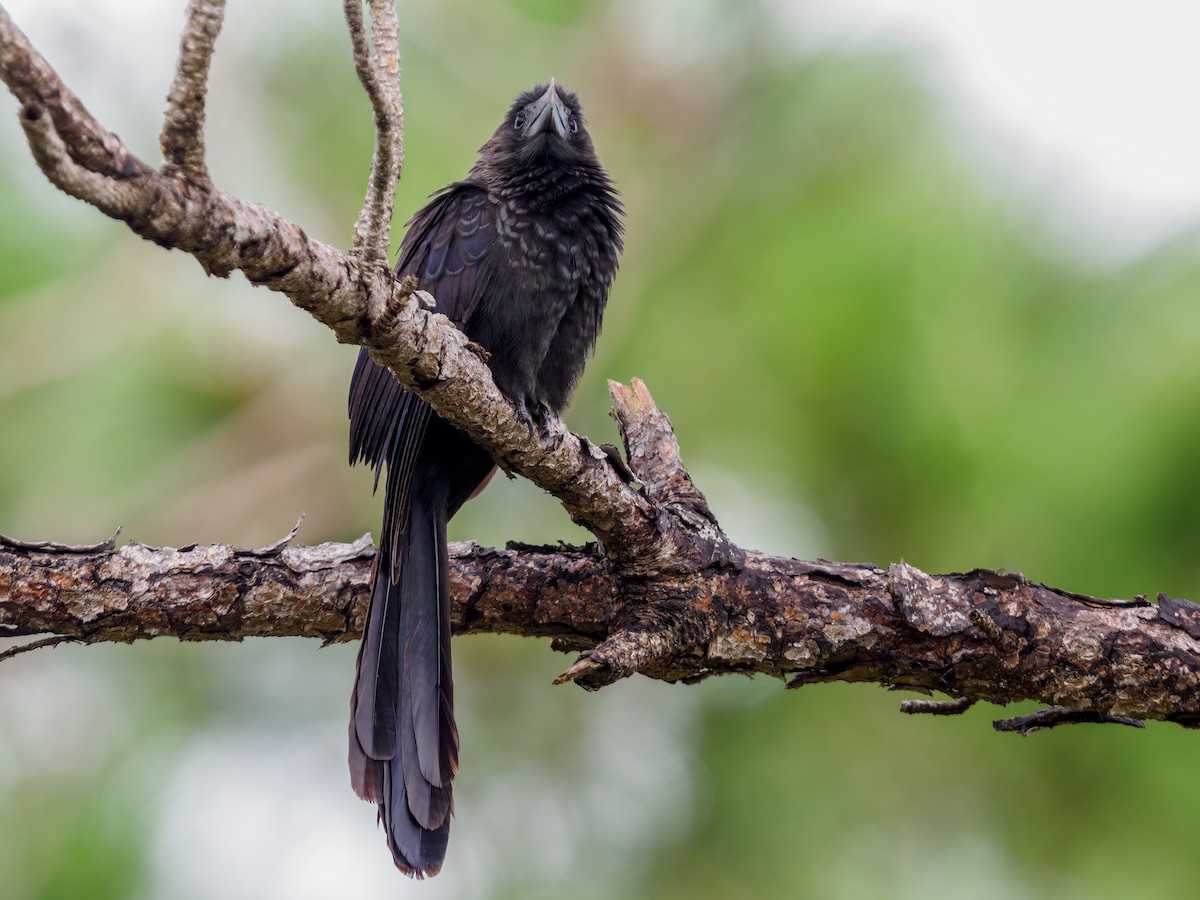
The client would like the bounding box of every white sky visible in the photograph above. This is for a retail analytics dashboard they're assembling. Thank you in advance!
[779,0,1200,258]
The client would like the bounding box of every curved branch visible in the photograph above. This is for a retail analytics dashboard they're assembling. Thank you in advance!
[0,6,656,561]
[160,0,225,179]
[0,8,151,179]
[344,0,404,270]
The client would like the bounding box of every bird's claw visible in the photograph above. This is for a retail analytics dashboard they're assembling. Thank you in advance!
[514,397,538,440]
[515,397,555,442]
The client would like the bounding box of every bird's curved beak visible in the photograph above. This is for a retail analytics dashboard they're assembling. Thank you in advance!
[528,78,570,139]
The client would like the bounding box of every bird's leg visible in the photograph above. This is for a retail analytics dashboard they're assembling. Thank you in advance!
[530,399,556,441]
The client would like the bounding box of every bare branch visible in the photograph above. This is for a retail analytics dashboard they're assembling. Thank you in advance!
[0,533,612,647]
[7,533,1200,736]
[900,698,977,716]
[0,635,75,663]
[993,708,1145,735]
[160,0,225,179]
[344,0,403,270]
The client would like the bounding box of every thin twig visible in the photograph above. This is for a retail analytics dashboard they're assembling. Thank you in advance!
[900,697,977,716]
[160,0,226,179]
[344,0,404,269]
[0,8,151,178]
[993,707,1145,735]
[0,636,75,664]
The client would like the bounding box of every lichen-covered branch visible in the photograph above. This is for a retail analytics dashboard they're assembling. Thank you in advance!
[6,531,1200,730]
[0,533,613,648]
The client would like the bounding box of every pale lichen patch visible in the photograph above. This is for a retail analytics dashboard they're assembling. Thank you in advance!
[822,615,872,650]
[711,626,769,664]
[783,639,819,667]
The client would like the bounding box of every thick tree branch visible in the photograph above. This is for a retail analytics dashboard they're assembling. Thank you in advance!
[7,531,1200,732]
[0,531,613,647]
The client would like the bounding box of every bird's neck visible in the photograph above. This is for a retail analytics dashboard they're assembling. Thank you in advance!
[472,160,612,210]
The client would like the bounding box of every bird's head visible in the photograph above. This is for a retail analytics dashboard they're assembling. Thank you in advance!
[478,80,601,174]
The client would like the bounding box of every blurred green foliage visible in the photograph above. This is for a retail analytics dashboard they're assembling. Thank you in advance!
[3,2,1200,898]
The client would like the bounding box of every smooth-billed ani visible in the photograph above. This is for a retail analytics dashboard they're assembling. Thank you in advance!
[347,80,624,877]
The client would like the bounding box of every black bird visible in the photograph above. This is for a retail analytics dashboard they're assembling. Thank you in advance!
[347,80,623,877]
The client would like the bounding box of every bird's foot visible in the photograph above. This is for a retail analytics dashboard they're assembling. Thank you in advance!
[515,397,556,442]
[530,400,557,442]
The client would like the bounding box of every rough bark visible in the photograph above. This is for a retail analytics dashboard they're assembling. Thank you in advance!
[6,530,1200,731]
[0,532,611,650]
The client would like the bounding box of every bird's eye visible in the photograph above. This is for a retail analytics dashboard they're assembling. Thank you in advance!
[569,116,579,134]
[513,113,525,129]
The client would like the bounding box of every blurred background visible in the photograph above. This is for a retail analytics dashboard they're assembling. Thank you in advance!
[3,0,1200,897]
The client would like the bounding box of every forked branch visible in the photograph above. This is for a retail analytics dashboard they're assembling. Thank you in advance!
[0,4,657,561]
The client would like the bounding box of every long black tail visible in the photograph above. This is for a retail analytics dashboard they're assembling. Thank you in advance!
[349,491,458,877]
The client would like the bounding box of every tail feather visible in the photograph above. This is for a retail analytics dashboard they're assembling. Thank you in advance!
[406,512,457,788]
[349,492,458,877]
[348,665,381,802]
[382,762,450,878]
[352,555,400,762]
